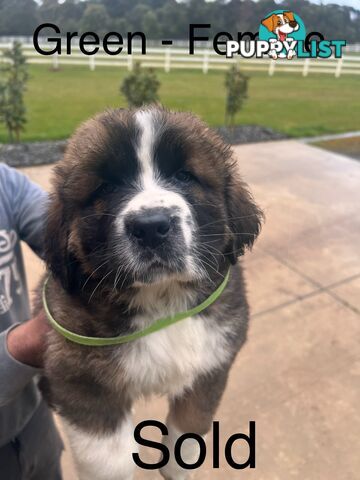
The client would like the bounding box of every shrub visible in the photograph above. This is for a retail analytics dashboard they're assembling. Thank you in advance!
[224,66,249,128]
[120,62,160,108]
[0,41,29,142]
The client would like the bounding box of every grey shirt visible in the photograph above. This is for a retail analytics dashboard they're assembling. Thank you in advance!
[0,163,47,446]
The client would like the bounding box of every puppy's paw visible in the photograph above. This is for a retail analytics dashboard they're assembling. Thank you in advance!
[159,423,199,480]
[269,50,278,60]
[287,49,296,60]
[160,468,192,480]
[63,416,136,480]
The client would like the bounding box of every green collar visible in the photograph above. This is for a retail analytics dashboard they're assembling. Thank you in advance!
[42,269,231,347]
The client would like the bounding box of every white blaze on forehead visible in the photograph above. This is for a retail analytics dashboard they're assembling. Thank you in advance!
[277,13,285,24]
[116,109,194,249]
[134,109,156,188]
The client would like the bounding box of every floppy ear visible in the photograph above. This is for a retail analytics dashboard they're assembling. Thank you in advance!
[284,11,295,22]
[44,191,80,293]
[225,171,263,264]
[261,14,277,33]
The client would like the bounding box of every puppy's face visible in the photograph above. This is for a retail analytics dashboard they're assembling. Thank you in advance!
[46,108,262,294]
[262,12,299,40]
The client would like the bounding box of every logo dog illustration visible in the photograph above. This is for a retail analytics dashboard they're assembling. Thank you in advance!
[261,11,300,59]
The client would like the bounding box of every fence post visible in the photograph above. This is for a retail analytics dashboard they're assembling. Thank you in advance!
[89,56,95,71]
[302,58,310,77]
[268,59,275,76]
[335,57,343,78]
[127,54,133,71]
[202,49,209,74]
[53,51,59,70]
[164,48,171,73]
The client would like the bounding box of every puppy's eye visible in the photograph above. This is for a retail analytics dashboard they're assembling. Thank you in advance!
[174,170,196,183]
[277,21,282,25]
[98,182,120,195]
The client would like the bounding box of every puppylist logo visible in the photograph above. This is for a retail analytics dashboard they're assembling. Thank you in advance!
[226,10,346,60]
[260,10,305,60]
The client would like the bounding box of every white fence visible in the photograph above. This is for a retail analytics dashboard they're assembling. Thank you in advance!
[1,42,360,77]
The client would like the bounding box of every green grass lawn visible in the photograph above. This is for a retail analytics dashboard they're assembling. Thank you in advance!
[0,65,359,142]
[313,136,360,161]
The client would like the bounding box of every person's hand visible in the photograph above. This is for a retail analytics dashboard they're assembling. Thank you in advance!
[7,311,51,368]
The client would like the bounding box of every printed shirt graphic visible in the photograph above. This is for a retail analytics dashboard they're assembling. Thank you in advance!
[0,163,48,446]
[0,229,23,316]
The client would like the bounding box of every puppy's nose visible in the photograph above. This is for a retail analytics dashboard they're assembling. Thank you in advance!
[127,212,171,248]
[289,20,297,28]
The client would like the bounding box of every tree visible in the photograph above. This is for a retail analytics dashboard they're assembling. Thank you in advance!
[37,0,60,24]
[0,42,29,142]
[0,0,38,36]
[120,62,160,107]
[157,1,187,39]
[224,66,249,128]
[142,11,160,38]
[128,4,152,31]
[80,4,110,37]
[39,0,85,32]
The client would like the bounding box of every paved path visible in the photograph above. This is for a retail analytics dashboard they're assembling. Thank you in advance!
[19,140,360,479]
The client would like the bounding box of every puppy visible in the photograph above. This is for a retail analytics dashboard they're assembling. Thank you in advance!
[261,11,299,59]
[41,107,263,480]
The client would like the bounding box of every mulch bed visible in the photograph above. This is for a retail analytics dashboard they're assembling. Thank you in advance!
[0,126,287,168]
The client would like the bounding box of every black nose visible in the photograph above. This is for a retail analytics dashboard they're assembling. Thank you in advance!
[126,212,171,248]
[289,20,297,28]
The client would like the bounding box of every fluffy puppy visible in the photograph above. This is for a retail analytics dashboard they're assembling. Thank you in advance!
[41,107,263,480]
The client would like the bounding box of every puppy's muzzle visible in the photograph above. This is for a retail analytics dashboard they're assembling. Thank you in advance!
[125,210,172,249]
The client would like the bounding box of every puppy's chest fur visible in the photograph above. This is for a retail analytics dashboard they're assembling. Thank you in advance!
[108,285,232,398]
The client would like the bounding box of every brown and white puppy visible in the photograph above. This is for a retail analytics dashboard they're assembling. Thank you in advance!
[41,107,263,480]
[262,11,299,59]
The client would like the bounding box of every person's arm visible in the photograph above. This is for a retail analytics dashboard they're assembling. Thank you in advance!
[0,313,50,405]
[6,164,48,256]
[0,165,49,405]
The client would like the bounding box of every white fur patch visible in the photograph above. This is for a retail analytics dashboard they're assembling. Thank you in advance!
[63,416,137,480]
[113,312,232,398]
[134,109,155,188]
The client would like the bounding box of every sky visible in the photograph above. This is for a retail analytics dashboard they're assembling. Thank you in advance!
[48,0,360,11]
[308,0,360,7]
[266,0,360,8]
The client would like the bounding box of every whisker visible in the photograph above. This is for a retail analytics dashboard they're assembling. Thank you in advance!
[80,213,118,221]
[200,242,226,259]
[195,258,215,286]
[199,214,259,229]
[113,264,124,290]
[197,245,220,270]
[88,270,113,303]
[82,260,109,291]
[116,267,130,291]
[190,202,219,208]
[199,232,257,237]
[197,257,225,279]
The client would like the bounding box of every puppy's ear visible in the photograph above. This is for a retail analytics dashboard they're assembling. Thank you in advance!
[261,14,277,33]
[284,11,295,22]
[44,192,79,292]
[225,170,263,264]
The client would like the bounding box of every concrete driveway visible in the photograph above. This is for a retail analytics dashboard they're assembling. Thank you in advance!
[19,140,360,480]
